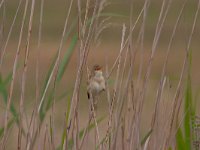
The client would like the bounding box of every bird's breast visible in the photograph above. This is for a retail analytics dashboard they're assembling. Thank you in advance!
[90,80,104,93]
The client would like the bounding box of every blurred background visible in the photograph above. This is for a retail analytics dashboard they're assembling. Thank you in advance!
[0,0,200,149]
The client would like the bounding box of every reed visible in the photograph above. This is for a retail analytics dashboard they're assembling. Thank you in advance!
[0,0,200,149]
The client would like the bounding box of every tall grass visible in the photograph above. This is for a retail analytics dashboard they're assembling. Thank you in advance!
[0,0,200,149]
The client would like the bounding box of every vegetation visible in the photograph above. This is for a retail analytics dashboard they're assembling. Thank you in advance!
[0,0,200,149]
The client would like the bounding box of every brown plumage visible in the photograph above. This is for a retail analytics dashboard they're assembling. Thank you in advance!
[87,65,106,101]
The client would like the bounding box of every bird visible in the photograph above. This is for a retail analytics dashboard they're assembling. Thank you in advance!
[87,64,106,109]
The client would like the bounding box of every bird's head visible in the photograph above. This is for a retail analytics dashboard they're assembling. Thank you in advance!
[93,64,102,71]
[92,64,103,76]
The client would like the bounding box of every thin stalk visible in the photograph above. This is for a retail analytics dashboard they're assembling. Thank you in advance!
[2,0,29,148]
[150,1,187,149]
[0,0,23,70]
[0,0,6,66]
[0,0,5,10]
[165,0,200,147]
[18,0,36,149]
[26,0,45,149]
[37,0,74,113]
[66,0,99,148]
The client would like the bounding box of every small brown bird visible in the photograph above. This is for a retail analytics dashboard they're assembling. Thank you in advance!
[87,65,106,107]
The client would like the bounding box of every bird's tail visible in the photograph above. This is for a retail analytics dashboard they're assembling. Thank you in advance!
[87,92,90,99]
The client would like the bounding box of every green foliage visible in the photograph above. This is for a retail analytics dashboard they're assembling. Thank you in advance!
[0,73,19,125]
[141,129,153,146]
[0,118,15,139]
[39,34,77,121]
[58,116,105,150]
[176,128,186,150]
[0,74,9,104]
[60,96,71,150]
[184,69,192,150]
[176,52,195,150]
[57,34,78,82]
[39,53,57,120]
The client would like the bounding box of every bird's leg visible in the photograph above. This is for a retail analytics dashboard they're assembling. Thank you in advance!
[89,95,101,149]
[94,96,98,111]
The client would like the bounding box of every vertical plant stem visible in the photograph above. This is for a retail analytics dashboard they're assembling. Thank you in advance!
[37,0,74,113]
[66,0,99,148]
[0,0,23,69]
[165,0,200,148]
[1,0,29,148]
[0,0,5,10]
[18,0,36,149]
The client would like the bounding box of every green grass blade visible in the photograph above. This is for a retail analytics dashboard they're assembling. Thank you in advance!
[79,116,106,138]
[59,115,106,150]
[184,76,192,150]
[141,129,153,146]
[0,82,8,102]
[40,50,57,98]
[39,50,58,120]
[61,96,71,150]
[0,118,15,139]
[57,34,78,82]
[69,116,105,149]
[176,128,186,150]
[39,34,77,121]
[0,74,19,124]
[184,51,193,150]
[3,72,12,85]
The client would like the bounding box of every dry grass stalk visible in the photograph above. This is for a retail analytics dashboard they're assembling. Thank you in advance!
[0,0,5,10]
[114,1,172,149]
[27,0,45,149]
[106,4,145,80]
[0,0,23,69]
[165,0,200,148]
[0,0,6,46]
[1,0,200,149]
[89,92,102,149]
[145,1,181,148]
[139,0,169,119]
[126,1,149,149]
[34,0,75,149]
[110,1,150,149]
[65,0,107,149]
[151,1,187,149]
[1,0,30,148]
[25,1,45,149]
[37,0,74,114]
[18,0,36,149]
[110,24,126,150]
[0,1,5,57]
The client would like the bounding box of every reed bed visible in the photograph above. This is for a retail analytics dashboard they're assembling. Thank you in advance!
[0,0,200,149]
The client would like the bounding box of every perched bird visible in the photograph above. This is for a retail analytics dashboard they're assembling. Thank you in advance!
[87,65,106,108]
